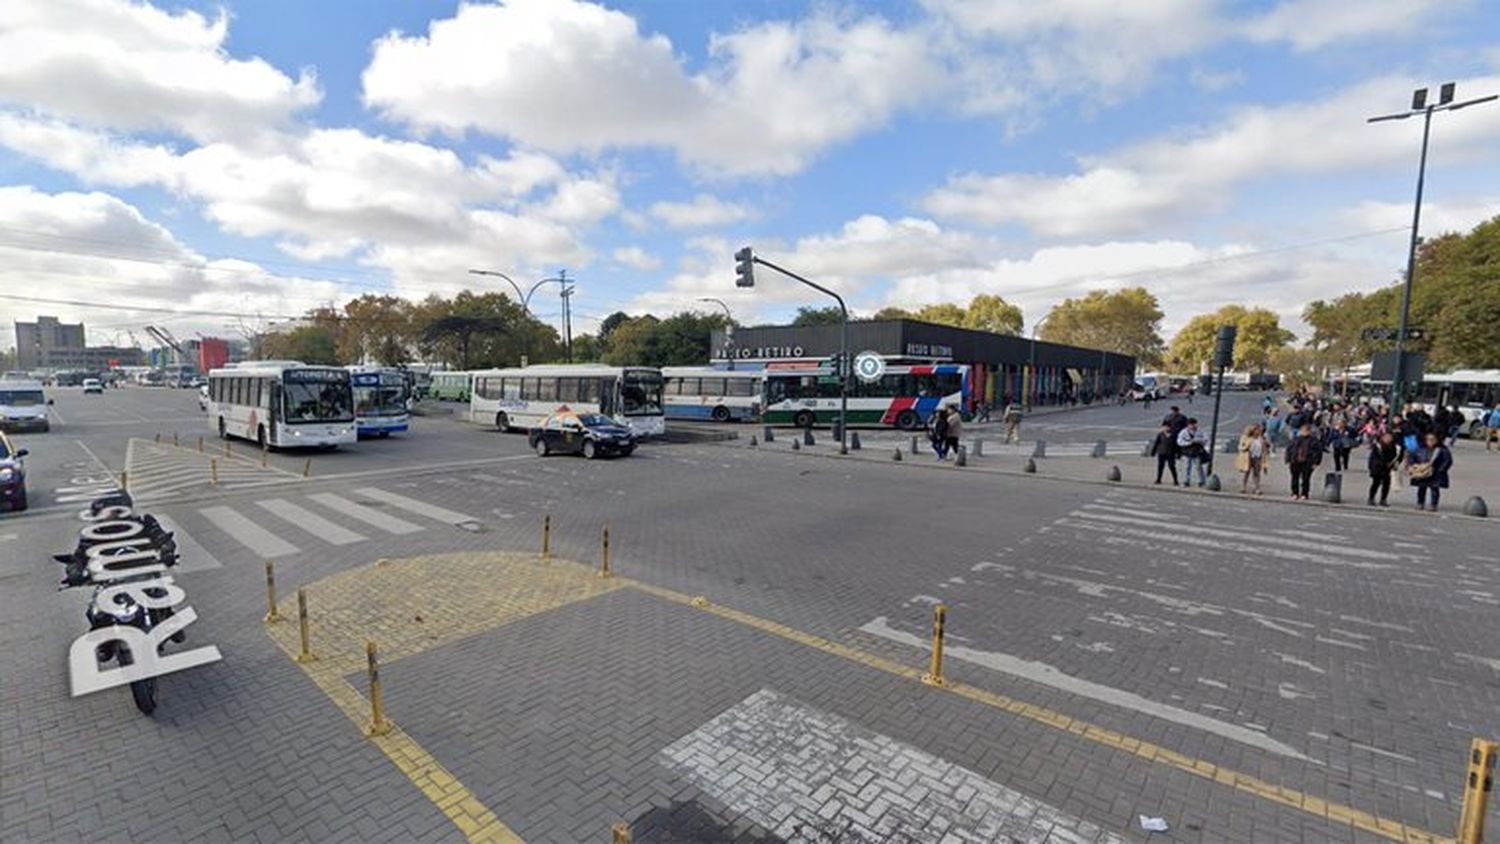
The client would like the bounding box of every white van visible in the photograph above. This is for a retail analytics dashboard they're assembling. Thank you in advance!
[0,380,52,432]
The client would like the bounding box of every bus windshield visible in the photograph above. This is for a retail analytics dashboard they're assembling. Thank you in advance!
[353,375,409,417]
[0,389,44,407]
[283,370,353,423]
[621,372,664,416]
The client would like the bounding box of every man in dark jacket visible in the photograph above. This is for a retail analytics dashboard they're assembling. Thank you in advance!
[1285,423,1324,500]
[1366,432,1400,507]
[1162,406,1188,440]
[1151,424,1179,485]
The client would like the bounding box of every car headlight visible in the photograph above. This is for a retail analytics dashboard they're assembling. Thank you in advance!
[0,467,13,482]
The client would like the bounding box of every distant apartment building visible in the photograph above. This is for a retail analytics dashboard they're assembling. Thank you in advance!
[14,316,144,371]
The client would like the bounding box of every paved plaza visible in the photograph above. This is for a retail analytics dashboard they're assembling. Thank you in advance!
[3,387,1498,842]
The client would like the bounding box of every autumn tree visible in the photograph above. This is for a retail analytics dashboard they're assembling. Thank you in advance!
[1169,305,1294,373]
[873,295,1023,335]
[1040,287,1165,366]
[261,325,339,364]
[340,294,412,365]
[791,306,845,326]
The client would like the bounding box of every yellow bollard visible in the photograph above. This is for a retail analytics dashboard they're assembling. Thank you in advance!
[264,562,282,623]
[296,588,316,663]
[1458,738,1497,843]
[210,458,219,486]
[302,457,312,479]
[611,821,632,844]
[172,431,179,447]
[261,444,268,468]
[366,640,391,737]
[224,440,231,457]
[119,470,128,490]
[921,604,948,687]
[154,432,160,444]
[197,435,203,453]
[541,514,552,561]
[599,526,611,578]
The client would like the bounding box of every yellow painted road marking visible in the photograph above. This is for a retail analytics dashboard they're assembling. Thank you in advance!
[628,580,1454,844]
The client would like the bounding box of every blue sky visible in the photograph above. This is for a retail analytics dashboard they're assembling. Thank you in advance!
[1,0,1498,351]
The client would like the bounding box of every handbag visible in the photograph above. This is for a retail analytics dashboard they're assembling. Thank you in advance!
[1408,461,1434,480]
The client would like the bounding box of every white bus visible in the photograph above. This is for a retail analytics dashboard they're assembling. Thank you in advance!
[470,365,666,437]
[348,366,411,438]
[661,367,762,423]
[207,362,356,449]
[1415,370,1500,437]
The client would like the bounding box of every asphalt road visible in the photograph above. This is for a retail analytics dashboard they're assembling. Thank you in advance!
[3,385,1495,842]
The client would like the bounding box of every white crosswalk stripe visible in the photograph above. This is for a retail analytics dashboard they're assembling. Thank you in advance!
[306,493,423,535]
[200,506,299,558]
[154,513,222,571]
[124,437,298,502]
[256,498,367,545]
[351,487,477,525]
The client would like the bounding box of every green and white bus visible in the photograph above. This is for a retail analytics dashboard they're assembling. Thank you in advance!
[762,361,970,430]
[428,371,473,402]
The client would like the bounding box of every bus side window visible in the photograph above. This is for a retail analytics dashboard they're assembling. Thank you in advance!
[578,378,599,403]
[557,377,578,403]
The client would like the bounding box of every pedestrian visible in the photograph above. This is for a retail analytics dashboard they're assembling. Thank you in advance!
[1366,431,1400,507]
[1285,423,1324,501]
[1485,404,1500,451]
[1151,424,1179,486]
[1326,418,1354,472]
[1162,405,1188,440]
[928,407,950,460]
[1446,406,1463,446]
[1236,424,1269,495]
[1002,401,1022,444]
[943,404,962,458]
[1187,385,1195,404]
[1262,394,1276,414]
[1143,390,1154,411]
[1406,431,1453,511]
[1177,417,1209,487]
[1263,408,1285,452]
[976,401,991,423]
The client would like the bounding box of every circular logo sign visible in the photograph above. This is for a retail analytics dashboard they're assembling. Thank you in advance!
[854,351,886,383]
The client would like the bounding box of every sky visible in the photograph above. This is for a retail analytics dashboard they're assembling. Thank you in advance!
[1,0,1498,354]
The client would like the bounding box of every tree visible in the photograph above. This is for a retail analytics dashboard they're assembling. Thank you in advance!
[598,311,630,345]
[340,294,412,365]
[570,334,601,362]
[913,303,968,327]
[792,306,845,326]
[600,316,660,366]
[871,306,914,320]
[0,347,15,372]
[261,325,339,364]
[1169,305,1294,373]
[599,311,729,366]
[962,294,1023,335]
[422,315,505,370]
[1040,287,1165,366]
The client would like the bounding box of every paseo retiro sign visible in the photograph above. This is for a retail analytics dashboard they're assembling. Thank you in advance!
[60,494,222,700]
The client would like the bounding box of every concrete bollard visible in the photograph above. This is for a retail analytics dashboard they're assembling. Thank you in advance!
[1023,458,1036,473]
[296,587,316,663]
[210,459,218,486]
[973,438,983,457]
[749,435,758,447]
[1031,440,1047,459]
[792,439,801,451]
[910,435,919,455]
[920,604,947,688]
[892,448,903,461]
[850,431,862,451]
[1322,472,1342,504]
[154,432,161,444]
[832,421,843,442]
[599,526,611,577]
[302,457,312,478]
[763,426,774,443]
[365,641,392,737]
[1463,496,1488,518]
[197,435,203,453]
[803,428,815,447]
[1205,473,1222,492]
[264,562,282,623]
[1091,440,1107,458]
[1107,465,1122,482]
[172,432,179,447]
[261,445,268,468]
[955,446,967,467]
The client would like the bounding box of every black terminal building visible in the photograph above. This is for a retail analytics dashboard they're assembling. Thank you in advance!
[709,319,1136,408]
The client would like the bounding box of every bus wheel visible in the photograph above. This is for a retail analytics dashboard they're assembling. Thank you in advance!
[495,412,509,432]
[895,410,919,431]
[793,410,815,430]
[712,405,731,423]
[218,417,227,439]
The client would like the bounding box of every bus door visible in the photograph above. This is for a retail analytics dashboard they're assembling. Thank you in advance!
[598,378,617,416]
[268,382,283,445]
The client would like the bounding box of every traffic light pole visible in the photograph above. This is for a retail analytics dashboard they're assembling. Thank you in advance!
[1390,105,1431,416]
[748,255,848,452]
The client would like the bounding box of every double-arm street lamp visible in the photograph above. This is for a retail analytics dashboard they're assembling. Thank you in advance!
[734,246,849,453]
[1025,311,1053,413]
[1367,82,1496,412]
[696,297,736,370]
[468,268,576,363]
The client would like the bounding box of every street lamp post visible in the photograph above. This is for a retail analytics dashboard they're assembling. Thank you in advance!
[468,268,576,365]
[734,247,849,453]
[1026,312,1053,413]
[1368,82,1497,412]
[697,297,736,370]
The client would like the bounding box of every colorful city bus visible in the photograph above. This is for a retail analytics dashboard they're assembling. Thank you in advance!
[469,365,666,437]
[207,362,356,449]
[428,371,473,402]
[761,361,970,430]
[348,366,411,438]
[661,367,762,422]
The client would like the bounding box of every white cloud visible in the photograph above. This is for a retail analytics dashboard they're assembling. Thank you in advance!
[0,0,319,141]
[612,246,660,271]
[648,194,757,229]
[1188,67,1244,92]
[0,187,350,347]
[1243,0,1450,51]
[362,0,941,175]
[1341,197,1500,237]
[921,72,1500,237]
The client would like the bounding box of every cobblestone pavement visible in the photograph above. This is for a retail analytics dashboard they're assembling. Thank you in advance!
[4,389,1498,842]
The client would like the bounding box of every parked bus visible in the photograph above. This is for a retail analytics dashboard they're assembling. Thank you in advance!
[661,367,762,422]
[761,362,970,430]
[348,366,411,438]
[469,365,666,437]
[207,361,356,449]
[1414,370,1500,437]
[428,371,473,402]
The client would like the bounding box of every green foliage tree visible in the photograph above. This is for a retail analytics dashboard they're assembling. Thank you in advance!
[873,295,1022,335]
[340,294,412,365]
[792,306,846,326]
[1040,287,1165,366]
[262,325,339,364]
[1169,305,1294,372]
[600,311,730,366]
[871,306,914,320]
[422,315,505,371]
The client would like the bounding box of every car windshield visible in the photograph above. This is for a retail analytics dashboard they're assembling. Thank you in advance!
[0,390,44,407]
[575,413,614,427]
[282,371,354,423]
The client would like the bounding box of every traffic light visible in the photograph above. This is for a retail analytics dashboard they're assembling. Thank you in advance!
[1213,324,1237,370]
[734,246,755,288]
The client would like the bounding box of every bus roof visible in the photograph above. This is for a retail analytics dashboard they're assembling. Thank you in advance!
[470,365,659,376]
[209,362,343,376]
[661,366,763,377]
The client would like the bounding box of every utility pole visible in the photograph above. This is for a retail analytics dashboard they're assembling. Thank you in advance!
[697,298,736,370]
[559,271,574,363]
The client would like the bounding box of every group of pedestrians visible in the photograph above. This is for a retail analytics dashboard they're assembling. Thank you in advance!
[1148,405,1210,487]
[926,404,964,460]
[1263,392,1458,511]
